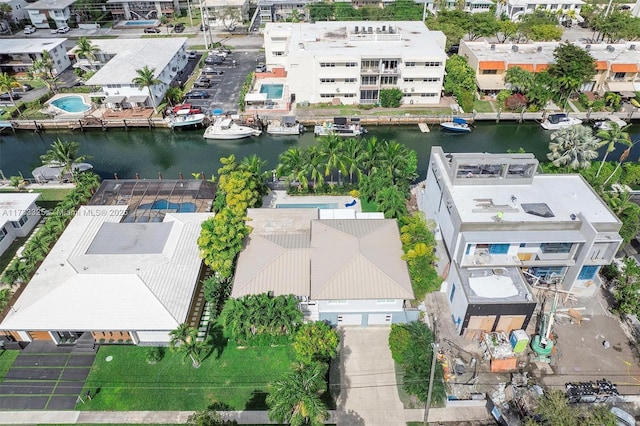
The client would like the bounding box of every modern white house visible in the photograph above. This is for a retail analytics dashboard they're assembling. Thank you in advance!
[0,179,215,346]
[106,0,179,21]
[263,21,447,105]
[0,193,41,258]
[232,208,418,326]
[418,147,623,336]
[25,0,75,29]
[83,38,189,109]
[500,0,584,21]
[0,38,71,76]
[459,40,640,95]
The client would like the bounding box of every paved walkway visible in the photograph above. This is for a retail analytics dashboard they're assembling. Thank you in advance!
[336,327,404,426]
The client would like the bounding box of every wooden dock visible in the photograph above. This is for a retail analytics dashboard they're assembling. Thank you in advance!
[418,123,430,133]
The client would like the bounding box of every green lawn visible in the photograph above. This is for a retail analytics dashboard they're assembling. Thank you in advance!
[78,343,296,411]
[0,350,18,380]
[473,100,495,113]
[0,187,72,202]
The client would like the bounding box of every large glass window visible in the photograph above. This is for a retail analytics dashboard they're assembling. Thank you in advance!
[489,244,510,254]
[578,265,599,280]
[540,243,572,254]
[11,215,28,228]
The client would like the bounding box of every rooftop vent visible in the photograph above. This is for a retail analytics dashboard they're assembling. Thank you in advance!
[298,42,305,50]
[368,26,373,34]
[512,45,519,52]
[490,43,496,51]
[585,44,591,50]
[382,25,386,32]
[537,46,543,52]
[376,27,381,33]
[606,45,615,52]
[389,26,395,33]
[354,25,359,34]
[631,44,636,50]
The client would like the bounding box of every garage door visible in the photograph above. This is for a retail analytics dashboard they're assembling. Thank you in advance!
[337,314,362,326]
[368,314,392,325]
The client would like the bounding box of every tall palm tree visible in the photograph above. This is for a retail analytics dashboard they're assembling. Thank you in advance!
[39,139,88,182]
[30,51,57,93]
[241,154,267,176]
[547,125,599,170]
[603,138,636,187]
[595,122,630,178]
[0,72,21,114]
[342,137,363,183]
[132,65,161,114]
[277,147,308,189]
[169,323,208,368]
[267,363,330,426]
[318,136,347,184]
[75,37,100,70]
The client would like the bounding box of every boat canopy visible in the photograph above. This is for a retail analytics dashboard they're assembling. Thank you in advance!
[453,117,467,125]
[282,116,297,125]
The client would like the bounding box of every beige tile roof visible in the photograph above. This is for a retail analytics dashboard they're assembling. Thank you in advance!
[311,220,414,300]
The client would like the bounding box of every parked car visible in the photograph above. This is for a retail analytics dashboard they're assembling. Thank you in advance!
[188,51,197,60]
[202,67,224,75]
[174,23,185,33]
[144,27,161,33]
[213,46,231,54]
[210,50,228,58]
[185,90,210,99]
[193,78,212,88]
[22,83,33,91]
[57,26,70,33]
[204,55,223,65]
[24,26,36,34]
[0,93,20,101]
[256,64,267,73]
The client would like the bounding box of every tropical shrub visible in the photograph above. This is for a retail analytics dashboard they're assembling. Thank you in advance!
[145,347,164,364]
[379,88,403,108]
[399,213,441,301]
[388,323,412,364]
[293,321,339,364]
[202,274,232,319]
[504,93,528,111]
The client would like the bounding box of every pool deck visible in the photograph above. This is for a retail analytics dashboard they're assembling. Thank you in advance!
[263,190,361,212]
[45,93,94,119]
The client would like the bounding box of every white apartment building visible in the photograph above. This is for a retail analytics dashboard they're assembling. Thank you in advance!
[263,21,447,105]
[418,147,622,336]
[0,193,41,259]
[501,0,584,21]
[106,0,180,21]
[25,0,74,29]
[0,0,29,25]
[0,38,71,75]
[84,38,188,109]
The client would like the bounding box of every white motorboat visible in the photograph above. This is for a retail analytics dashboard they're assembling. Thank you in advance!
[203,118,261,140]
[314,117,366,137]
[267,116,305,136]
[594,116,627,131]
[440,117,472,133]
[167,110,206,128]
[540,113,582,130]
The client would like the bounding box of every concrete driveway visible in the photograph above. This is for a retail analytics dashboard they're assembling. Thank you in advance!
[335,327,405,426]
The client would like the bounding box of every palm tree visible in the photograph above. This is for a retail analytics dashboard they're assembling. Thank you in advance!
[277,147,308,189]
[241,154,267,176]
[39,139,88,182]
[30,52,58,93]
[318,136,347,184]
[0,72,21,114]
[164,86,183,107]
[169,323,208,368]
[342,137,363,183]
[132,65,161,114]
[547,125,599,170]
[595,122,630,178]
[603,138,636,187]
[75,37,100,70]
[267,363,330,426]
[9,175,26,191]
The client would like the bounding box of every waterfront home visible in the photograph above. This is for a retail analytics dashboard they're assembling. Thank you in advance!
[201,0,249,29]
[106,0,179,21]
[0,0,30,28]
[500,0,584,21]
[418,147,622,337]
[25,0,75,30]
[0,193,40,259]
[258,0,308,23]
[263,21,447,106]
[232,208,418,326]
[81,38,188,110]
[0,38,70,76]
[0,179,215,346]
[460,40,640,96]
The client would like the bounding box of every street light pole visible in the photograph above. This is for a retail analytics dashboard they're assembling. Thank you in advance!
[199,0,209,50]
[423,316,438,426]
[187,0,193,27]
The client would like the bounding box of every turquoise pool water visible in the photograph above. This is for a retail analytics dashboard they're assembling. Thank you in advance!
[123,20,159,26]
[259,84,284,100]
[277,203,338,209]
[138,199,197,212]
[51,96,90,113]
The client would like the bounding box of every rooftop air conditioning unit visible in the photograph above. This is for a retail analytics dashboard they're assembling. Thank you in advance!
[631,44,636,50]
[490,44,496,51]
[606,45,615,52]
[354,26,359,34]
[585,44,591,50]
[512,45,519,52]
[537,46,542,52]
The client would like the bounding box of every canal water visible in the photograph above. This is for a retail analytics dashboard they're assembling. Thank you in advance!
[1,121,639,181]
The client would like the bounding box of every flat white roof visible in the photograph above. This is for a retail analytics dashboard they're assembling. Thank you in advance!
[509,0,584,5]
[0,206,213,331]
[84,38,187,86]
[25,0,75,9]
[265,21,446,60]
[0,193,40,230]
[451,174,619,225]
[0,38,67,54]
[204,0,247,7]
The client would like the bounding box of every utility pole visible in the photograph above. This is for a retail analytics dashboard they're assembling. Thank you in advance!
[423,316,438,426]
[199,0,209,50]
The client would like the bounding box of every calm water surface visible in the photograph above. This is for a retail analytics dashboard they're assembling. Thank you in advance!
[1,121,639,180]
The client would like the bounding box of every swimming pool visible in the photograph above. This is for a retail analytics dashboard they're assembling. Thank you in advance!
[260,84,284,100]
[50,95,91,114]
[119,19,160,27]
[276,203,338,209]
[138,199,197,212]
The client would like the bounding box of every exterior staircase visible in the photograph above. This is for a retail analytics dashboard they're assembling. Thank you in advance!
[72,332,96,353]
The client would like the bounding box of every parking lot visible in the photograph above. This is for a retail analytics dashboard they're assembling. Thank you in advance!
[183,49,263,113]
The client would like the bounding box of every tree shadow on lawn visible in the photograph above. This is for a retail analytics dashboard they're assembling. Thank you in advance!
[244,389,268,410]
[203,324,228,361]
